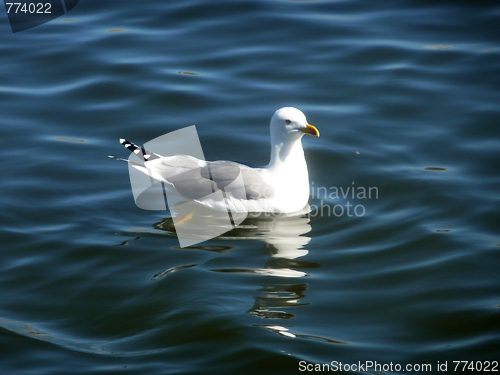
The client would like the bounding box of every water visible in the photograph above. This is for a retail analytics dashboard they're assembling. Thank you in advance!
[1,1,499,374]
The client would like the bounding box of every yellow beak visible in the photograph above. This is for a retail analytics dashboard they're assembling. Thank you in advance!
[300,123,320,137]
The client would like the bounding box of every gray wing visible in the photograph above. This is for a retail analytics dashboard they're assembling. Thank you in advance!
[209,161,275,200]
[149,157,274,201]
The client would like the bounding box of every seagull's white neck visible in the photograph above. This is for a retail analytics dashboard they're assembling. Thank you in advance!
[267,137,306,172]
[265,135,310,212]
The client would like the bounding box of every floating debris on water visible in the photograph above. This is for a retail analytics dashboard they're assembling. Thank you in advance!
[55,137,87,143]
[425,45,453,50]
[424,167,447,171]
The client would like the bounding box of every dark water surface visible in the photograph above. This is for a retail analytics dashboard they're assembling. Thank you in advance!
[1,1,499,374]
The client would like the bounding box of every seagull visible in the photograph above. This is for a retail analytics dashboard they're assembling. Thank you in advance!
[113,107,319,214]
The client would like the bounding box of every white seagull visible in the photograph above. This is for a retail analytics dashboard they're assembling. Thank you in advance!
[114,107,319,214]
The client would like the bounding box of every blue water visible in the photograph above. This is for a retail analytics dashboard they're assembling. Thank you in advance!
[1,1,499,374]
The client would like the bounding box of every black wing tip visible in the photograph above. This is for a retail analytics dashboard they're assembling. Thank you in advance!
[118,138,161,162]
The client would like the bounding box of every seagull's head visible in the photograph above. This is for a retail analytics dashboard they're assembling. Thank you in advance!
[270,107,319,143]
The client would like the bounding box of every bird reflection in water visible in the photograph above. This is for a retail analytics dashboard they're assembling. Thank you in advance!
[152,205,319,276]
[144,207,345,344]
[151,206,322,325]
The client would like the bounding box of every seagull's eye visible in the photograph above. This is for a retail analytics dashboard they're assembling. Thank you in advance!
[285,119,291,124]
